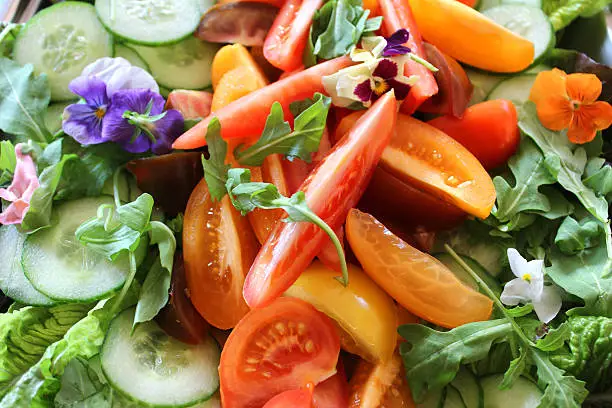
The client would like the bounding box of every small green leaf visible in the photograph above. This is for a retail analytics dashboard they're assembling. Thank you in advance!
[554,216,601,255]
[537,322,570,352]
[0,140,16,185]
[506,304,535,318]
[532,349,588,407]
[501,347,529,389]
[202,118,230,201]
[133,258,171,326]
[116,193,154,232]
[149,221,176,273]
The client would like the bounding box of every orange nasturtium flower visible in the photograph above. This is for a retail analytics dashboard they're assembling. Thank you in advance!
[529,68,612,144]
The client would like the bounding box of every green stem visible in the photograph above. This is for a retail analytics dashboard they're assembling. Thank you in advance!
[110,252,137,316]
[112,167,124,208]
[444,244,534,347]
[409,53,439,72]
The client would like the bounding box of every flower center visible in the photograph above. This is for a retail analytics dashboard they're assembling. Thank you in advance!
[571,100,581,111]
[95,106,107,120]
[522,273,532,282]
[372,77,389,96]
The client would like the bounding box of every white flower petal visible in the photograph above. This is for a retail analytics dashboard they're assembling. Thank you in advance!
[500,278,532,306]
[81,57,131,77]
[79,57,159,96]
[507,248,529,279]
[361,36,387,59]
[533,285,562,323]
[525,259,545,280]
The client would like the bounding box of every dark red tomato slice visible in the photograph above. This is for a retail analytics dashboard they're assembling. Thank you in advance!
[243,92,398,309]
[427,99,520,170]
[126,152,203,216]
[419,43,473,118]
[165,90,213,120]
[313,364,349,408]
[263,389,314,408]
[220,297,341,408]
[263,0,323,72]
[156,253,210,345]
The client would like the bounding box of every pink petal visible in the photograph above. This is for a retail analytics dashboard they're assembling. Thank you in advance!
[0,144,39,225]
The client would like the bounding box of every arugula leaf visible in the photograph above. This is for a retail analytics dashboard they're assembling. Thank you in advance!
[554,216,601,255]
[398,319,513,401]
[0,23,22,59]
[519,103,609,222]
[234,94,331,166]
[501,349,529,389]
[533,350,589,407]
[542,0,612,30]
[0,57,51,144]
[0,140,16,186]
[583,158,612,197]
[536,321,570,352]
[201,118,230,201]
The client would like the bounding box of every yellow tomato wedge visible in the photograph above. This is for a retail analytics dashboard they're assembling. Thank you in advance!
[346,209,493,328]
[380,114,495,219]
[408,0,534,72]
[284,261,398,364]
[211,43,268,89]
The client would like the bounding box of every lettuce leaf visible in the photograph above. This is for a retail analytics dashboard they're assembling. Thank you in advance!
[542,0,612,30]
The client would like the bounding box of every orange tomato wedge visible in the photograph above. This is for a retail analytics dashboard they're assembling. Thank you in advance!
[212,43,268,89]
[380,114,495,219]
[346,209,493,328]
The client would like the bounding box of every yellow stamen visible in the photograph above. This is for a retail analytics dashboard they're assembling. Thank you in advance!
[372,79,389,96]
[95,107,106,119]
[522,273,531,282]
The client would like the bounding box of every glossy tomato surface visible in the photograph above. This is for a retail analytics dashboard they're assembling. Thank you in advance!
[183,179,260,329]
[313,364,350,408]
[220,297,340,408]
[263,389,314,408]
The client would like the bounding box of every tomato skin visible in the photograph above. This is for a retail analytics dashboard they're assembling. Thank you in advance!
[211,43,268,89]
[219,297,341,408]
[263,389,314,408]
[243,92,398,309]
[183,179,260,329]
[346,209,493,328]
[165,90,212,119]
[313,365,350,408]
[219,0,286,9]
[263,0,323,71]
[379,0,438,113]
[173,57,353,149]
[427,99,520,170]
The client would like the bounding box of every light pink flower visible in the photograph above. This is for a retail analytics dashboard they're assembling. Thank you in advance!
[0,144,39,225]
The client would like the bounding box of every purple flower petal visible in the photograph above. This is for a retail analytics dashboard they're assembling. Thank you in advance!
[62,103,107,145]
[354,79,374,102]
[109,89,165,117]
[382,45,412,57]
[386,29,410,46]
[149,109,184,155]
[387,78,412,101]
[118,132,152,154]
[68,76,109,107]
[373,59,399,80]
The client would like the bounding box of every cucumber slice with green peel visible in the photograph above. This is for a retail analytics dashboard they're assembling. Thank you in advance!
[486,75,538,109]
[465,69,506,105]
[434,253,502,296]
[44,101,73,134]
[131,37,219,90]
[95,0,201,46]
[0,225,54,306]
[451,368,484,408]
[481,375,542,408]
[13,2,113,101]
[477,0,541,12]
[113,44,150,72]
[444,386,467,408]
[101,307,220,407]
[482,6,554,65]
[22,197,142,303]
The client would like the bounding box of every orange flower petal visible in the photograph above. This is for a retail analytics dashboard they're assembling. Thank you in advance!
[566,73,602,104]
[567,101,612,144]
[529,68,568,105]
[567,122,597,144]
[536,96,573,131]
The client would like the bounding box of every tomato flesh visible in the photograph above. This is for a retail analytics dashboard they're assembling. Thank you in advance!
[165,90,212,120]
[346,209,493,328]
[220,297,341,408]
[313,365,350,408]
[183,179,260,329]
[243,92,398,309]
[263,389,314,408]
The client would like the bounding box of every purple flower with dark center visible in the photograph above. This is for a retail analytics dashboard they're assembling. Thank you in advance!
[102,89,184,155]
[354,59,412,104]
[62,76,111,145]
[382,29,411,57]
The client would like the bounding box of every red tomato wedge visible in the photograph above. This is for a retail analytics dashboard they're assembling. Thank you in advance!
[263,0,323,72]
[346,209,493,328]
[379,0,438,113]
[183,179,260,329]
[173,57,353,149]
[219,297,341,408]
[165,90,212,120]
[264,389,314,408]
[427,99,520,170]
[243,92,398,309]
[313,366,350,408]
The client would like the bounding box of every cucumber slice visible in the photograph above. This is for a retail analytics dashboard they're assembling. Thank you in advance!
[95,0,201,46]
[44,101,73,134]
[131,37,218,90]
[418,388,446,408]
[482,6,554,65]
[452,368,484,408]
[477,0,541,12]
[465,69,506,105]
[22,197,136,303]
[13,2,113,101]
[199,0,215,14]
[481,375,542,408]
[101,307,220,407]
[444,386,467,408]
[434,253,502,296]
[0,225,54,306]
[486,75,537,109]
[113,44,150,72]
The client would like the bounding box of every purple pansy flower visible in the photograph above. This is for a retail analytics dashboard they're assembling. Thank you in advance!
[382,29,411,57]
[353,59,412,104]
[61,76,111,145]
[102,89,183,155]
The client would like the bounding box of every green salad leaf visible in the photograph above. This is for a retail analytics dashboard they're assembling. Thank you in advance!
[54,357,110,408]
[0,23,23,59]
[0,140,16,186]
[201,118,230,201]
[554,215,601,254]
[542,0,612,30]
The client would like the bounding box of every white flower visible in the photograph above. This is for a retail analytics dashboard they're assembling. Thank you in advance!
[500,248,562,323]
[79,57,159,97]
[349,36,387,63]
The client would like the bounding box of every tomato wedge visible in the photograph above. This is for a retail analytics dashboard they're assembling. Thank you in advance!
[427,99,520,170]
[219,297,340,408]
[183,179,260,329]
[313,365,350,408]
[379,0,438,113]
[212,43,268,89]
[263,0,322,71]
[173,57,353,149]
[165,90,212,120]
[285,261,398,364]
[380,113,495,219]
[263,389,314,408]
[243,92,398,309]
[349,353,415,408]
[346,209,493,328]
